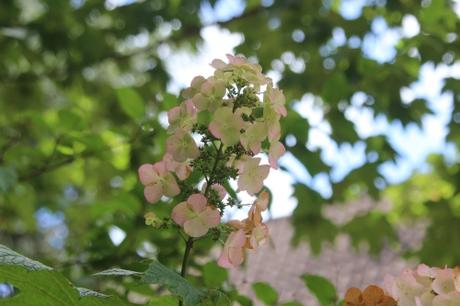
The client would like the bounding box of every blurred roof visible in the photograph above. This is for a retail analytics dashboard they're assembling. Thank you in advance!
[229,198,426,305]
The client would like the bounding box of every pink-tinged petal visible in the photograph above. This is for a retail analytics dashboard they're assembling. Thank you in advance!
[138,164,157,185]
[268,121,281,142]
[187,193,207,212]
[200,207,221,228]
[269,141,285,169]
[183,218,208,237]
[218,229,246,269]
[238,158,270,195]
[217,251,233,268]
[454,267,460,292]
[227,245,245,267]
[166,129,200,162]
[240,122,266,154]
[144,184,163,204]
[212,184,227,200]
[167,106,181,125]
[208,120,223,139]
[163,153,191,181]
[226,54,246,65]
[417,264,435,278]
[202,183,227,200]
[210,59,226,69]
[192,93,208,111]
[162,173,180,197]
[171,201,190,226]
[432,269,456,295]
[432,291,460,306]
[209,107,245,146]
[152,160,167,176]
[191,75,206,88]
[268,87,287,117]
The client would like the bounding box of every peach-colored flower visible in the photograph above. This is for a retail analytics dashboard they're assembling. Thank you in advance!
[218,192,270,269]
[217,229,246,269]
[171,194,220,237]
[138,161,180,204]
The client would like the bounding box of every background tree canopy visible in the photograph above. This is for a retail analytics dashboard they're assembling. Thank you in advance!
[0,0,459,303]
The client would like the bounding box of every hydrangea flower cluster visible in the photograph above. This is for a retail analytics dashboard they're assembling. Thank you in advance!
[344,265,460,306]
[383,264,460,306]
[138,54,286,269]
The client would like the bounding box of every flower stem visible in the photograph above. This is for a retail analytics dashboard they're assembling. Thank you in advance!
[179,143,223,306]
[179,237,194,306]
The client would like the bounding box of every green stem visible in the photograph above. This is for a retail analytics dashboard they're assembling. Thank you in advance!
[204,142,223,196]
[178,142,223,306]
[178,237,194,306]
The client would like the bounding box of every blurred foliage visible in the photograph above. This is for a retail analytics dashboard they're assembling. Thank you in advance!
[0,0,460,304]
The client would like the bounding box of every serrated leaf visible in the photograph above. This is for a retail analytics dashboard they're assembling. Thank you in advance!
[77,287,108,298]
[0,243,51,271]
[116,88,144,120]
[93,268,142,277]
[0,244,129,306]
[143,261,204,306]
[251,282,278,306]
[302,274,337,306]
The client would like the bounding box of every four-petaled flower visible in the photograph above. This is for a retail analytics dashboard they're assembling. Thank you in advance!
[237,157,270,195]
[208,107,246,146]
[166,129,200,162]
[172,193,221,237]
[167,99,197,133]
[138,161,180,204]
[218,192,270,268]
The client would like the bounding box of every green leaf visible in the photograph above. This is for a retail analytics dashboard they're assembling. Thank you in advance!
[94,268,142,277]
[143,261,204,306]
[0,243,50,271]
[251,282,278,306]
[148,295,179,306]
[0,167,17,193]
[202,262,228,288]
[115,88,145,120]
[281,302,303,306]
[162,93,178,109]
[0,244,129,306]
[302,274,337,306]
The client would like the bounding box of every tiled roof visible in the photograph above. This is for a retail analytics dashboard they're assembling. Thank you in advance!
[229,198,425,305]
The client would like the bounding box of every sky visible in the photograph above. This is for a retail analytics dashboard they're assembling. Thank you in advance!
[160,0,459,220]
